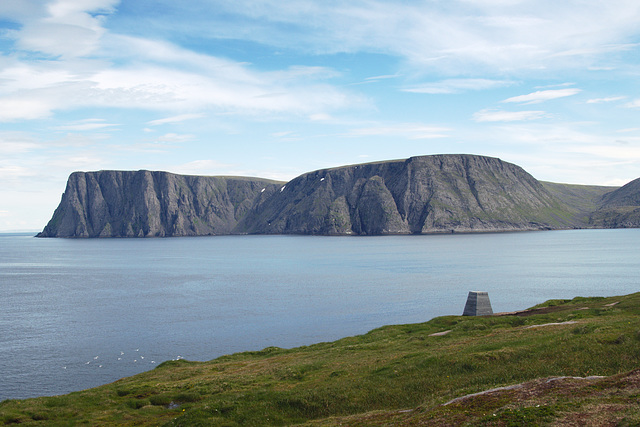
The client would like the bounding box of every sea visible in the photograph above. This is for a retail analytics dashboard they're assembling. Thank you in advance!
[1,229,639,401]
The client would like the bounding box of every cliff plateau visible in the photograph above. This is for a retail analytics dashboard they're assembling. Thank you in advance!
[37,170,282,238]
[236,154,576,234]
[37,154,639,237]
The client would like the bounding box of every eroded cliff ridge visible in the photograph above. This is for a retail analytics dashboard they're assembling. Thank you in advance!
[37,171,282,237]
[236,154,578,234]
[38,154,637,237]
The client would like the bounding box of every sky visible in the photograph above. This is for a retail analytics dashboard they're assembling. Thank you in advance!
[2,0,640,231]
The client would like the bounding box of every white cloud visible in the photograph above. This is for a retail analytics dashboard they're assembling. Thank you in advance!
[0,164,36,180]
[624,99,640,108]
[52,132,109,147]
[153,133,195,144]
[490,122,604,146]
[147,114,205,126]
[365,74,400,81]
[346,124,450,139]
[460,121,640,184]
[586,96,626,104]
[534,82,576,89]
[172,159,234,176]
[90,60,359,114]
[0,97,54,121]
[0,51,360,123]
[0,5,364,123]
[180,0,640,74]
[15,0,118,58]
[569,143,640,161]
[403,79,513,94]
[0,60,82,93]
[272,131,296,138]
[0,1,46,21]
[473,109,548,122]
[53,119,119,131]
[588,66,616,71]
[0,133,41,154]
[502,88,581,104]
[549,43,638,59]
[309,113,332,121]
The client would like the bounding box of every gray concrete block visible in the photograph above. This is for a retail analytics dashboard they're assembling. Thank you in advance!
[463,291,493,316]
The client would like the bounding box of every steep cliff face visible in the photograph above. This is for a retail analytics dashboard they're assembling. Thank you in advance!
[39,155,639,238]
[235,154,576,235]
[37,170,282,237]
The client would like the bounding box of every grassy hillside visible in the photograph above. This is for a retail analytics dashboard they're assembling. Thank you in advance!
[541,181,617,224]
[2,293,640,426]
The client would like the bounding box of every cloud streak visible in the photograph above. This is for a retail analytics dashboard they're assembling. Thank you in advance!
[403,79,513,94]
[144,0,640,74]
[587,96,626,104]
[52,119,119,131]
[473,109,548,122]
[502,88,582,104]
[147,114,206,126]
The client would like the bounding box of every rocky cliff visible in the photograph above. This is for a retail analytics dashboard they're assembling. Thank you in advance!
[236,154,578,234]
[37,170,282,237]
[38,154,640,237]
[588,178,640,228]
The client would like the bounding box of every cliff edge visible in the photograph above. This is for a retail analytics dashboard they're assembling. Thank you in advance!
[37,154,639,237]
[37,170,282,237]
[236,154,577,234]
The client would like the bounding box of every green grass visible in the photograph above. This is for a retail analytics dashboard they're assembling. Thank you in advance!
[2,293,640,426]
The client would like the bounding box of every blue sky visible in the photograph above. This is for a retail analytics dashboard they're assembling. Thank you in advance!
[2,0,640,231]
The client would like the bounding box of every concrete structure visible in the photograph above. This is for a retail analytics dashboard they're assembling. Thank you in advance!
[463,291,493,316]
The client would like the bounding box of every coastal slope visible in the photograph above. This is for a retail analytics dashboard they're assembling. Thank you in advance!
[2,293,640,425]
[588,177,640,228]
[37,154,640,237]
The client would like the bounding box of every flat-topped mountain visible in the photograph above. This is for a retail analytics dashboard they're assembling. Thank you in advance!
[37,154,639,237]
[236,154,577,234]
[37,170,282,238]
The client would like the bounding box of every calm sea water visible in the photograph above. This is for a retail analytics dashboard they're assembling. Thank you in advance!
[1,229,639,401]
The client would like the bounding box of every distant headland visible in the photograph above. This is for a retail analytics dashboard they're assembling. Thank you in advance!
[37,154,640,238]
